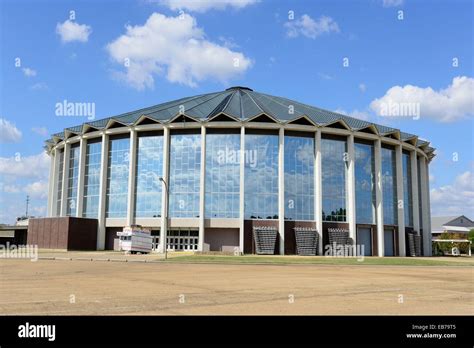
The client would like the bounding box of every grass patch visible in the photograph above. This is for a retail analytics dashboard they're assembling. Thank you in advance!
[167,254,474,266]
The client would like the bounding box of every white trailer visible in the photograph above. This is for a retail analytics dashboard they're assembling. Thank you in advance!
[117,226,152,254]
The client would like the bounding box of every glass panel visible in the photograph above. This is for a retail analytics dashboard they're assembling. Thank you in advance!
[135,134,163,218]
[244,133,278,219]
[66,144,80,216]
[169,133,201,218]
[284,135,314,221]
[402,153,413,227]
[106,137,130,218]
[384,229,394,256]
[322,138,347,222]
[355,142,376,224]
[83,141,102,218]
[56,150,64,215]
[358,227,372,256]
[381,147,398,225]
[205,133,240,218]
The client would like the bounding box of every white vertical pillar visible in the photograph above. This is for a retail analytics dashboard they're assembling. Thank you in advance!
[278,127,285,255]
[198,126,206,252]
[126,129,137,226]
[419,156,431,256]
[425,161,432,256]
[60,142,71,217]
[97,133,109,250]
[395,144,406,257]
[315,129,323,255]
[239,126,245,254]
[159,127,170,253]
[410,151,420,234]
[347,134,357,244]
[47,149,56,217]
[75,137,87,218]
[374,139,384,257]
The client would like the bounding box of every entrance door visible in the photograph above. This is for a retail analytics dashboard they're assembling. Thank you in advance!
[384,229,394,256]
[357,227,372,256]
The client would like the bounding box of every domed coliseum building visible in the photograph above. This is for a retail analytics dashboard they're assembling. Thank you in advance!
[44,87,435,256]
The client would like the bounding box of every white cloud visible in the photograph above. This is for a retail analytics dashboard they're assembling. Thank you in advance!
[318,72,333,80]
[24,180,49,199]
[1,183,21,193]
[157,0,258,12]
[56,19,92,43]
[285,14,340,39]
[370,76,474,122]
[22,68,37,77]
[334,108,371,121]
[106,12,252,90]
[0,152,50,180]
[0,118,22,143]
[30,82,48,91]
[383,0,404,7]
[32,127,49,137]
[431,168,474,216]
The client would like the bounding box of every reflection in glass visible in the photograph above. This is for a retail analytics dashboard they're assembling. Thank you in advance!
[66,144,80,216]
[322,138,347,221]
[244,133,278,219]
[135,134,163,218]
[83,140,102,218]
[402,153,413,227]
[56,149,64,215]
[205,133,240,218]
[381,147,398,225]
[106,137,130,218]
[284,135,314,220]
[169,133,201,218]
[355,142,376,224]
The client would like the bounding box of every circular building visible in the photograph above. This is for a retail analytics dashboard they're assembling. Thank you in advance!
[44,87,435,256]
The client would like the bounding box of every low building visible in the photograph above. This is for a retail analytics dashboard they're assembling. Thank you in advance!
[431,215,474,240]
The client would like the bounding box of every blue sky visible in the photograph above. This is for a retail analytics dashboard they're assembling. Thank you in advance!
[0,0,472,223]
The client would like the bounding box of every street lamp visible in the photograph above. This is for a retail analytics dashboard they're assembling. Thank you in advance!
[159,177,168,260]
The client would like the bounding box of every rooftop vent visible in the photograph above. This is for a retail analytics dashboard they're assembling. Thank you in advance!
[225,86,253,91]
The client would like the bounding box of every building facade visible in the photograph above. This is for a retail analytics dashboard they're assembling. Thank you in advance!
[45,87,435,256]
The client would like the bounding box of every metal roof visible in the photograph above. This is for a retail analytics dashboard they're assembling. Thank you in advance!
[45,86,435,156]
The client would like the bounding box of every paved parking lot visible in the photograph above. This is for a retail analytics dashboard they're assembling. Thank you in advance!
[0,258,472,315]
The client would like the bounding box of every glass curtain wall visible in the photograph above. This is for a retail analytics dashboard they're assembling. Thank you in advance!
[284,133,314,221]
[205,131,240,218]
[82,140,102,218]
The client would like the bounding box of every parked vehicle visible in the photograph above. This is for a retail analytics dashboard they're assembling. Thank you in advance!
[117,225,152,254]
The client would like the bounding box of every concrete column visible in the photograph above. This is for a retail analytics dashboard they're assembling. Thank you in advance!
[75,138,87,218]
[198,126,206,252]
[97,133,109,250]
[419,156,431,256]
[126,129,137,226]
[410,151,420,234]
[374,139,384,257]
[315,129,323,255]
[425,161,432,256]
[278,127,285,255]
[159,127,170,253]
[51,149,62,217]
[347,134,357,244]
[395,144,406,257]
[47,149,56,217]
[60,142,71,217]
[239,126,245,254]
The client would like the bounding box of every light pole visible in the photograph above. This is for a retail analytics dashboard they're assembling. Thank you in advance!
[159,177,168,260]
